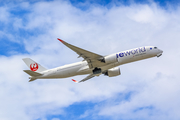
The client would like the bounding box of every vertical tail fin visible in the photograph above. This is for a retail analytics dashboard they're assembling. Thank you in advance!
[22,58,47,73]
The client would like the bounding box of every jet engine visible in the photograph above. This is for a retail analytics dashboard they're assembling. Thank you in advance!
[104,67,121,77]
[101,54,118,64]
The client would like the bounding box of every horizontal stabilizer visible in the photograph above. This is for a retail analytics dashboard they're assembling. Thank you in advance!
[29,78,37,82]
[23,70,42,77]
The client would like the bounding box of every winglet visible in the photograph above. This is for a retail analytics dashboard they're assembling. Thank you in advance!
[57,38,64,43]
[72,79,79,83]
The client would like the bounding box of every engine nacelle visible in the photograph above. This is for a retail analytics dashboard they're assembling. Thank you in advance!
[104,67,121,77]
[102,54,118,64]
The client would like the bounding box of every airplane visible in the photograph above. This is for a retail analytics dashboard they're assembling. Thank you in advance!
[23,38,163,83]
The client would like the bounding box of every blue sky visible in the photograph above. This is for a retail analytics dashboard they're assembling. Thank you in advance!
[0,0,178,56]
[1,0,180,120]
[1,0,179,56]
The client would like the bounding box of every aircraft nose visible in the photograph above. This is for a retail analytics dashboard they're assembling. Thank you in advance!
[159,49,163,53]
[157,49,163,57]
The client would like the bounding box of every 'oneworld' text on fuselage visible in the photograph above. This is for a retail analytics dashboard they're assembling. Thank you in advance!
[117,47,146,58]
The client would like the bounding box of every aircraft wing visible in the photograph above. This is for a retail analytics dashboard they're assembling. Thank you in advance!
[58,38,105,68]
[72,74,95,83]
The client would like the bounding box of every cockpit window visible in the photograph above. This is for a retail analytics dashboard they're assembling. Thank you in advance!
[154,47,157,49]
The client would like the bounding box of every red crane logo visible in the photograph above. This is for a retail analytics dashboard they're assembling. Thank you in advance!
[30,63,39,71]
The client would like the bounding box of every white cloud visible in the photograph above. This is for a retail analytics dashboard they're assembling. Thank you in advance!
[0,6,10,23]
[1,1,180,120]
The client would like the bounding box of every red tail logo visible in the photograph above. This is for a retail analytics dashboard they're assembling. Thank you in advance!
[30,63,39,71]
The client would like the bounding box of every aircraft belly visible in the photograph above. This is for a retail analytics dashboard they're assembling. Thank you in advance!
[56,68,79,78]
[118,55,133,65]
[42,71,75,79]
[77,69,92,75]
[48,66,85,79]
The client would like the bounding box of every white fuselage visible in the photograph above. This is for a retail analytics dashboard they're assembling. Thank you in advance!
[33,46,163,80]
